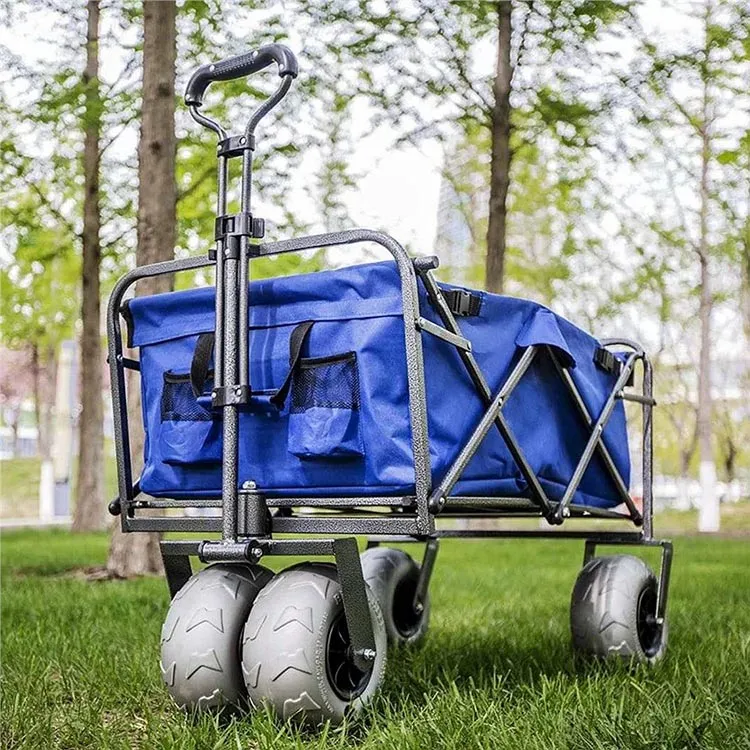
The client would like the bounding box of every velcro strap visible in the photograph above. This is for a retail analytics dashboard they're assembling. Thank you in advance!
[441,289,481,317]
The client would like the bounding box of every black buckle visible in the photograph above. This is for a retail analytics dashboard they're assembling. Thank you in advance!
[594,348,620,375]
[593,348,633,385]
[443,289,480,317]
[454,290,473,316]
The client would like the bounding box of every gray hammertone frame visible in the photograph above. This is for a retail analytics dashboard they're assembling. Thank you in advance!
[106,46,673,668]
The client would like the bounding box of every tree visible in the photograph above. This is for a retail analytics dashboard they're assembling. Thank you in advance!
[0,190,79,459]
[0,58,81,461]
[73,0,105,532]
[487,0,512,293]
[433,124,588,307]
[108,0,177,577]
[293,0,635,292]
[1,2,139,473]
[622,0,749,529]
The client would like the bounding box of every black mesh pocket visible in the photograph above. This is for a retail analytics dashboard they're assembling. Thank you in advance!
[291,352,360,414]
[161,372,214,422]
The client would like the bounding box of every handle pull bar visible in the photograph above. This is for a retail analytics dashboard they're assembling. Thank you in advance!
[185,44,298,107]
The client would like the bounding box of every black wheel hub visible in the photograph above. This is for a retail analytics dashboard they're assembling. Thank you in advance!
[326,611,373,701]
[392,576,422,638]
[636,585,662,658]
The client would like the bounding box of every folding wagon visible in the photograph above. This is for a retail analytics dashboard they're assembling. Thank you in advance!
[107,46,673,724]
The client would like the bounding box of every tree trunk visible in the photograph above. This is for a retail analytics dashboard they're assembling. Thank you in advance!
[696,249,716,534]
[696,7,718,531]
[73,0,105,532]
[108,0,177,576]
[677,421,698,511]
[485,0,512,294]
[722,434,736,483]
[742,212,750,341]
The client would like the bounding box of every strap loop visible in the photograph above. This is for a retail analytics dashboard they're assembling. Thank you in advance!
[188,321,315,408]
[190,332,216,397]
[270,321,314,409]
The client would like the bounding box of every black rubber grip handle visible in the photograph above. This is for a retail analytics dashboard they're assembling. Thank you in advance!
[185,44,298,107]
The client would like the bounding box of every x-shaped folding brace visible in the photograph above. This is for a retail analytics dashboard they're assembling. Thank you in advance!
[415,263,643,526]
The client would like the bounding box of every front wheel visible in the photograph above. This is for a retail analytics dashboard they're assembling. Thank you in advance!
[241,562,387,726]
[160,563,273,712]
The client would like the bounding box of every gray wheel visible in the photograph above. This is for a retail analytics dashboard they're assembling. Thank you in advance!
[570,554,667,664]
[241,562,387,726]
[160,563,273,712]
[360,547,430,646]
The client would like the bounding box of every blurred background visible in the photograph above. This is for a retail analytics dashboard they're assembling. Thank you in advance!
[0,0,748,552]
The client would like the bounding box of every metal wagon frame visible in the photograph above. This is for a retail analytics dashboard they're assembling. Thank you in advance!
[106,45,673,709]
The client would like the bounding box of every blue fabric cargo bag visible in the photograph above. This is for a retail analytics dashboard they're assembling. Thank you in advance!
[125,260,631,508]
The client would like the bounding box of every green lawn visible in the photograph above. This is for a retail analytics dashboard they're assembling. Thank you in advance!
[2,529,750,749]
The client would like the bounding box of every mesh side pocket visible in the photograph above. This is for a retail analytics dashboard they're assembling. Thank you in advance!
[288,352,363,459]
[161,372,214,422]
[291,353,360,413]
[159,371,221,465]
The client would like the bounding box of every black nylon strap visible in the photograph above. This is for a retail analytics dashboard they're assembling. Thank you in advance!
[190,332,215,397]
[270,320,315,409]
[189,321,314,406]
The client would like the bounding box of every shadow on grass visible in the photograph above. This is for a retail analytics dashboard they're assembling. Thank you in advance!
[379,626,638,705]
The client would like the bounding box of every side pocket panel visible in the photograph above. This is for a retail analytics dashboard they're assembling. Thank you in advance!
[287,352,363,459]
[159,372,222,465]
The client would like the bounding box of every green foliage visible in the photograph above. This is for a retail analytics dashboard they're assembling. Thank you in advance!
[0,95,80,352]
[292,0,633,143]
[289,0,638,302]
[2,1,355,363]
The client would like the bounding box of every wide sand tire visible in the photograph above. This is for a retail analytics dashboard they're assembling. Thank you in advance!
[570,554,667,664]
[241,563,387,726]
[160,563,273,712]
[360,547,430,646]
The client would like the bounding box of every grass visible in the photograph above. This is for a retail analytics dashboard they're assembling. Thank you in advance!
[2,529,750,749]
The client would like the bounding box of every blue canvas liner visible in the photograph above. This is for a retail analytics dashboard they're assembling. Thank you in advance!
[126,260,631,508]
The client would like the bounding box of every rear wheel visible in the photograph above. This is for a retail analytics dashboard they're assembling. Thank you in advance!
[360,547,430,646]
[570,554,667,664]
[241,562,387,725]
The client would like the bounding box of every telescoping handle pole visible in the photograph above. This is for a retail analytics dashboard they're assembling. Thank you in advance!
[185,44,298,544]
